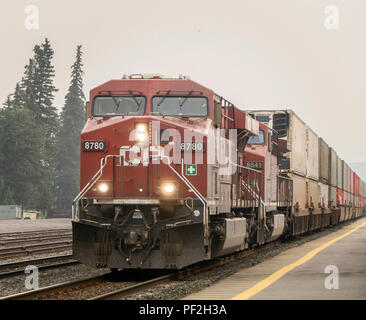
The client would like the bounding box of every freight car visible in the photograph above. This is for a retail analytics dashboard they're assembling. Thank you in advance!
[249,110,366,233]
[72,75,366,270]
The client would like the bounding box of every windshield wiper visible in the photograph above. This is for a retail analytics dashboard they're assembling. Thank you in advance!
[157,90,171,107]
[179,91,193,108]
[178,90,193,114]
[107,91,122,112]
[128,90,142,113]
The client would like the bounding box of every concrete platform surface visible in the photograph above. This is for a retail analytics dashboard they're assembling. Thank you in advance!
[183,217,366,300]
[0,218,71,233]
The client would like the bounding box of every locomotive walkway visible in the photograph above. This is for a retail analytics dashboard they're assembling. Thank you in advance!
[183,217,366,300]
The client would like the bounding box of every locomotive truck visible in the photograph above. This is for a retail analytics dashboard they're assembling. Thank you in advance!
[72,74,365,270]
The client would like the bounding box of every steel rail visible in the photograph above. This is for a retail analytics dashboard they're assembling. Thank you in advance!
[0,254,78,278]
[0,254,73,270]
[1,241,281,300]
[0,261,79,279]
[0,234,72,246]
[0,229,71,239]
[90,241,281,300]
[0,241,72,259]
[0,274,108,300]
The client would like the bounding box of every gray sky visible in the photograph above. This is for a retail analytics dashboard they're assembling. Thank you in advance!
[1,0,365,164]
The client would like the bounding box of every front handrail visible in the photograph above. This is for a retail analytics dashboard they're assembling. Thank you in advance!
[72,155,122,221]
[154,155,209,240]
[72,154,209,241]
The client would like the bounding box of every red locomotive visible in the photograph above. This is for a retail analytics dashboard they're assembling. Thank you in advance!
[72,75,365,270]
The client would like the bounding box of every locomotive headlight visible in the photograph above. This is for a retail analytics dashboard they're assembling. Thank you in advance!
[163,183,175,194]
[135,123,148,142]
[98,183,108,193]
[136,123,147,132]
[136,132,148,142]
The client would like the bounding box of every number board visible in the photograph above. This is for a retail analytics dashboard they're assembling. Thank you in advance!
[245,161,263,170]
[180,142,204,152]
[82,141,106,151]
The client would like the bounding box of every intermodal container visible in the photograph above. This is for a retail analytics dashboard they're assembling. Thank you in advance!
[319,182,329,208]
[336,155,343,189]
[343,162,350,192]
[353,173,359,196]
[337,188,344,206]
[318,138,329,184]
[350,168,354,194]
[306,126,319,181]
[248,110,307,176]
[329,148,337,187]
[307,179,320,208]
[328,185,337,207]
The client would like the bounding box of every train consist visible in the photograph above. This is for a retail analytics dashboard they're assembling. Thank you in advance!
[72,75,365,270]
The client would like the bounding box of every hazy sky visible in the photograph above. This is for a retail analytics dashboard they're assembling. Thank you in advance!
[0,0,365,164]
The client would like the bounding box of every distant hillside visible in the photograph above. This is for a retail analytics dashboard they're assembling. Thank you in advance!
[349,163,366,181]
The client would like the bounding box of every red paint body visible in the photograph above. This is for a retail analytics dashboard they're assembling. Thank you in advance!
[80,78,253,203]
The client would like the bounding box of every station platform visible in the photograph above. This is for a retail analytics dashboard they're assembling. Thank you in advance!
[183,217,366,300]
[0,218,71,233]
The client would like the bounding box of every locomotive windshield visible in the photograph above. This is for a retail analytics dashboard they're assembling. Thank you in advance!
[151,96,208,117]
[92,96,146,116]
[248,130,265,145]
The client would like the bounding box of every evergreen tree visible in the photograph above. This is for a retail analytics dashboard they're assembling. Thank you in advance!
[55,45,85,210]
[0,107,45,208]
[0,38,59,212]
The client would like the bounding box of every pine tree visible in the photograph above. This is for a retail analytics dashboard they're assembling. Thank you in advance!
[0,107,46,208]
[27,39,59,212]
[55,45,85,210]
[0,38,59,212]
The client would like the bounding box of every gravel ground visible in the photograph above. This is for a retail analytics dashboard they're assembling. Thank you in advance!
[122,220,360,300]
[0,220,360,300]
[0,261,109,298]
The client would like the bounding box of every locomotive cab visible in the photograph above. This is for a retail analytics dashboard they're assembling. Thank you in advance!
[72,75,282,270]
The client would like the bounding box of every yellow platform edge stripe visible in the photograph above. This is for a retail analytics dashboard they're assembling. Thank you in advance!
[232,220,366,300]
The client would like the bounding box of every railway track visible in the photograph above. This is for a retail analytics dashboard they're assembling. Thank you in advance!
[0,241,72,259]
[0,229,71,240]
[0,254,78,278]
[0,241,281,300]
[0,229,72,259]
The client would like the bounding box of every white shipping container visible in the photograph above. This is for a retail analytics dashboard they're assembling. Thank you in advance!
[288,111,307,176]
[290,173,307,209]
[343,162,349,192]
[344,192,350,205]
[248,110,307,176]
[336,156,343,189]
[328,185,337,207]
[360,181,365,198]
[350,168,354,194]
[329,149,337,187]
[318,138,329,184]
[307,179,320,208]
[306,126,319,181]
[319,183,329,208]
